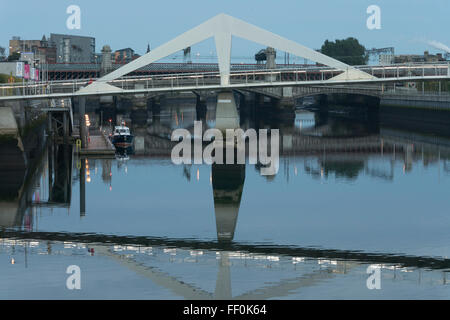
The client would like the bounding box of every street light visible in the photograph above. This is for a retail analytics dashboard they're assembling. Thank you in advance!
[95,55,99,78]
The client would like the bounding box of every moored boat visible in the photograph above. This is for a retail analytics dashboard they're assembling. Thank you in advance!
[110,122,134,148]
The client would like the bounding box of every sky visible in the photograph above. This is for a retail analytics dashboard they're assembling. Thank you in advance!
[0,0,449,63]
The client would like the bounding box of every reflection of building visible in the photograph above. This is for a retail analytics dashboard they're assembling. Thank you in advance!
[101,159,112,184]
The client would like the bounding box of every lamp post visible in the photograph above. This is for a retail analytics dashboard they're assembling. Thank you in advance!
[33,58,40,94]
[95,55,98,78]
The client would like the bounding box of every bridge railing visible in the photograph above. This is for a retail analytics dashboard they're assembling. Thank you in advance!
[0,62,449,99]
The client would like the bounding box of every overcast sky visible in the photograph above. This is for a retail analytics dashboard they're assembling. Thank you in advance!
[0,0,449,62]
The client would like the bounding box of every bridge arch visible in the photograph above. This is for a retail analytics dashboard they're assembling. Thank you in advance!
[82,14,373,94]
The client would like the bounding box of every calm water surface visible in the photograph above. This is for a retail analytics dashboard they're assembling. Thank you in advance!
[1,102,450,299]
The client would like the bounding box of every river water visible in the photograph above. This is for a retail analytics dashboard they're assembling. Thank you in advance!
[1,100,450,299]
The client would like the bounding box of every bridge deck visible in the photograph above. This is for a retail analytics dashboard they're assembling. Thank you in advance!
[1,63,449,102]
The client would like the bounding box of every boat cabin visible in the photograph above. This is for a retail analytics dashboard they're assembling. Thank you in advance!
[114,126,131,135]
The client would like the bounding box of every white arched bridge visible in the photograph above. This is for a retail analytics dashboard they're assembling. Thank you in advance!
[0,13,449,101]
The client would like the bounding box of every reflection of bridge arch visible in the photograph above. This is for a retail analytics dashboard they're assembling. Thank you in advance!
[93,247,342,300]
[3,230,450,299]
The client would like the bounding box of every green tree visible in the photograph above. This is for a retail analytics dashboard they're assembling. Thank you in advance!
[7,52,20,62]
[320,38,368,65]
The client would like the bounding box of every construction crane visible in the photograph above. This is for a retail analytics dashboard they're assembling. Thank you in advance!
[255,49,267,64]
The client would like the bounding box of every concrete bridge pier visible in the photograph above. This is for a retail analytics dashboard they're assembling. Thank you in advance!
[215,91,240,134]
[133,127,146,154]
[100,95,114,105]
[133,83,147,108]
[130,94,149,126]
[278,87,295,108]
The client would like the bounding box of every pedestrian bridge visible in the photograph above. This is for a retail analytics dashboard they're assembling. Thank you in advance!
[0,13,449,102]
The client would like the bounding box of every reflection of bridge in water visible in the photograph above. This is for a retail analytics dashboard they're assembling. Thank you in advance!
[2,228,449,299]
[1,133,450,298]
[2,95,450,298]
[3,102,450,230]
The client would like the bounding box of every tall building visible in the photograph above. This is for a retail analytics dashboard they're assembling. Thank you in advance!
[49,33,95,63]
[101,45,113,76]
[394,51,446,64]
[35,35,56,64]
[9,35,56,64]
[114,48,135,63]
[9,36,41,54]
[379,54,394,65]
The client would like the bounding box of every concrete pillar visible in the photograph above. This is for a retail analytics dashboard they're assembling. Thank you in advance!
[100,95,114,104]
[133,83,146,108]
[266,47,276,69]
[215,91,239,133]
[265,47,277,82]
[134,136,145,153]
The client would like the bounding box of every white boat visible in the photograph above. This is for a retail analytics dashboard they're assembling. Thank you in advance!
[110,122,134,147]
